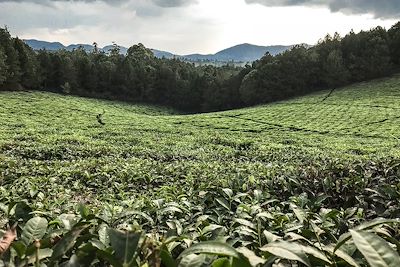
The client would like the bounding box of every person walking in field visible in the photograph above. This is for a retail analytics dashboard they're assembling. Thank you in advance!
[96,110,106,125]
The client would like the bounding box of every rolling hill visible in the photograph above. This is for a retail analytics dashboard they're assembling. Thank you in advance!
[1,75,399,205]
[1,75,400,265]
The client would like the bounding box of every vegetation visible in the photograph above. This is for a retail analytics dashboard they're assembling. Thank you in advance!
[1,18,400,267]
[1,22,400,112]
[1,75,400,265]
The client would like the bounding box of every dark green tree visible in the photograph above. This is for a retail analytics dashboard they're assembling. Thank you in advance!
[0,46,7,85]
[93,53,116,95]
[0,28,21,86]
[342,27,391,81]
[13,37,40,89]
[72,47,98,93]
[49,51,78,92]
[316,33,349,87]
[388,22,400,66]
[324,49,349,87]
[37,49,53,89]
[239,69,263,105]
[125,43,157,101]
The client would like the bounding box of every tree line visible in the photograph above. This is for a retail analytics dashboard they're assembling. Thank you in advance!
[1,22,400,112]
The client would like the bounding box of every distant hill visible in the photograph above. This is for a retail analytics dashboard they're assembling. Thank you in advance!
[66,44,97,52]
[183,43,292,62]
[24,39,129,54]
[102,45,128,55]
[24,39,65,51]
[151,49,176,59]
[24,39,300,62]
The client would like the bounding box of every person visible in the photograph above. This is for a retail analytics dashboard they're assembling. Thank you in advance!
[96,110,105,125]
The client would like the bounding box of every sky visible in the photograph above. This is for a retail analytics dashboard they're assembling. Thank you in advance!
[0,0,399,55]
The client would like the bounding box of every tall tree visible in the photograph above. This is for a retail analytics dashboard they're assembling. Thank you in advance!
[13,37,40,89]
[342,27,391,81]
[388,22,400,66]
[37,50,53,89]
[364,26,392,78]
[49,51,78,92]
[72,47,98,93]
[126,43,157,101]
[0,28,21,86]
[0,47,7,85]
[323,49,349,87]
[316,33,349,87]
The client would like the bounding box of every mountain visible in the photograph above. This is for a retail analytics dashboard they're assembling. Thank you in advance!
[215,43,290,61]
[183,43,292,62]
[151,49,176,59]
[66,44,96,52]
[182,53,213,61]
[102,45,128,55]
[24,39,299,62]
[24,39,65,51]
[24,39,129,54]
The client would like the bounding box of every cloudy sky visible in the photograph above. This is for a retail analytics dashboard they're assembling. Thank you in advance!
[0,0,399,54]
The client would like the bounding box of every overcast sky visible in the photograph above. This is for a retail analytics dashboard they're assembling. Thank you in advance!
[0,0,399,54]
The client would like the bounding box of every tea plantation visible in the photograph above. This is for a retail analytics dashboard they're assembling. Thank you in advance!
[0,76,400,266]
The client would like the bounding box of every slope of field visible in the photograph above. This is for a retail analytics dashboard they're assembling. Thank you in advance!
[1,76,400,208]
[1,76,400,266]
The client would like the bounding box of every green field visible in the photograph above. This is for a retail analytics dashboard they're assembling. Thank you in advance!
[1,76,400,266]
[1,76,400,205]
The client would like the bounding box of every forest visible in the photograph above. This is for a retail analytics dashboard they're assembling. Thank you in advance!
[0,22,400,112]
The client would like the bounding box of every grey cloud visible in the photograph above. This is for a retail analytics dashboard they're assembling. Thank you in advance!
[126,0,197,17]
[151,0,197,8]
[245,0,400,18]
[0,2,103,31]
[0,0,128,3]
[0,0,196,8]
[0,0,198,18]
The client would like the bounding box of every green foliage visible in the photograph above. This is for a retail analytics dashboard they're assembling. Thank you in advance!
[108,229,142,266]
[0,46,7,85]
[388,22,400,65]
[0,21,400,266]
[0,76,400,265]
[350,230,400,267]
[261,241,312,266]
[21,217,47,245]
[0,191,399,266]
[13,37,40,89]
[239,69,261,105]
[317,33,349,87]
[1,22,400,112]
[0,27,21,86]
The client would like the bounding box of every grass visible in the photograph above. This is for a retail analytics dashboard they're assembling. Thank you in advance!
[1,76,400,210]
[1,76,400,266]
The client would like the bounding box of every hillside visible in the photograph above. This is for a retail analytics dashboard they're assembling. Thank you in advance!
[1,76,400,265]
[1,76,400,201]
